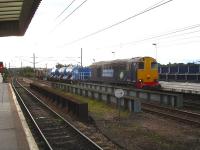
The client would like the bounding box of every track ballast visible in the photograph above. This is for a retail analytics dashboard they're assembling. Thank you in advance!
[12,78,103,150]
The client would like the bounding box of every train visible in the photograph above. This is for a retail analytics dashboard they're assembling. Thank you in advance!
[0,62,3,74]
[38,56,160,89]
[90,57,160,88]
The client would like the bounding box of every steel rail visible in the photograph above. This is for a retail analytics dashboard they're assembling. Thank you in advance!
[13,78,103,150]
[12,79,53,150]
[184,101,200,110]
[143,102,200,118]
[142,103,200,126]
[143,108,200,126]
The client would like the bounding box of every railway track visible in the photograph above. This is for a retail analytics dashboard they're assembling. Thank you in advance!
[142,102,200,126]
[12,78,104,150]
[24,78,200,127]
[184,101,200,110]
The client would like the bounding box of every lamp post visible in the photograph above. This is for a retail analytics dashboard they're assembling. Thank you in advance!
[81,48,82,67]
[112,51,115,60]
[152,43,158,60]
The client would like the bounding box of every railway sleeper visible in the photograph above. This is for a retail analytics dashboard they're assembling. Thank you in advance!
[47,135,74,142]
[37,120,65,126]
[42,126,68,131]
[44,131,68,137]
[52,140,79,147]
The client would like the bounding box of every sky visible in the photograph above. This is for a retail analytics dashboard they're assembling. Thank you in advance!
[1,0,200,68]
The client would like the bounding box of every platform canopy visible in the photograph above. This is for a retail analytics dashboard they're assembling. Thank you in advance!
[0,0,42,37]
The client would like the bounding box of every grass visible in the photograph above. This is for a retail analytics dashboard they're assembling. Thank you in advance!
[58,88,129,119]
[55,87,197,150]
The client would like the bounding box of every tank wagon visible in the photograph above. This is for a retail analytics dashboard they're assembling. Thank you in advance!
[90,56,160,88]
[63,66,74,80]
[48,68,60,81]
[58,67,67,80]
[72,67,91,80]
[49,66,91,82]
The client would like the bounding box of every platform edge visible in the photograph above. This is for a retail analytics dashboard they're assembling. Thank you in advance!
[9,83,39,150]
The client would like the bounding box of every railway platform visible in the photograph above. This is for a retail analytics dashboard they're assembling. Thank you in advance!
[160,81,200,94]
[0,82,38,150]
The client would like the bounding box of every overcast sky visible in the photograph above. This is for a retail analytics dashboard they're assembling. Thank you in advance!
[1,0,200,68]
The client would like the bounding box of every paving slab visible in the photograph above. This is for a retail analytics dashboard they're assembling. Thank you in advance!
[0,83,37,150]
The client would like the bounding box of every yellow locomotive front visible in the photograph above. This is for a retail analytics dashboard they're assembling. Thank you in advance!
[136,57,160,88]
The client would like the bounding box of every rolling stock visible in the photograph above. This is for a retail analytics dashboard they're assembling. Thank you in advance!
[90,57,160,88]
[43,56,160,89]
[72,67,91,80]
[35,68,49,80]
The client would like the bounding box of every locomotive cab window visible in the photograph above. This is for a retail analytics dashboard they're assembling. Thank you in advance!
[138,62,144,69]
[151,62,158,69]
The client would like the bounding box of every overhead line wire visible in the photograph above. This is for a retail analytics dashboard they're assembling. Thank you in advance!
[96,23,200,50]
[162,35,200,43]
[159,38,200,48]
[58,0,88,26]
[54,0,77,20]
[153,28,200,41]
[152,28,200,44]
[52,0,164,34]
[63,0,174,46]
[125,24,200,45]
[51,0,88,32]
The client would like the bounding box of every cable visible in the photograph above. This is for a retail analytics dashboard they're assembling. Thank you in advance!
[152,28,200,41]
[51,0,88,32]
[63,0,174,46]
[54,0,77,20]
[159,38,200,48]
[141,0,167,12]
[124,24,200,45]
[164,35,200,43]
[96,23,200,50]
[58,0,88,26]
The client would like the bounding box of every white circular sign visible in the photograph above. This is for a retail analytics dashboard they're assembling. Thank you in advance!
[114,89,124,98]
[119,72,124,79]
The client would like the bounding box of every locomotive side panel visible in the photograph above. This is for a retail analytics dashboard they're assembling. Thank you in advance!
[128,62,137,82]
[101,62,127,82]
[112,63,128,81]
[91,61,137,84]
[91,66,101,81]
